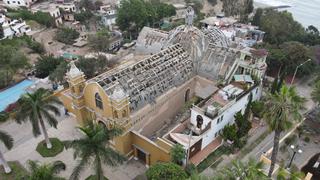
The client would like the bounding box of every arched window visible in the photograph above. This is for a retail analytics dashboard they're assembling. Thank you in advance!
[114,111,118,119]
[196,115,203,128]
[95,93,103,109]
[122,110,127,117]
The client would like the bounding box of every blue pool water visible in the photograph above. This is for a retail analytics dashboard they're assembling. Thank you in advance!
[0,79,34,112]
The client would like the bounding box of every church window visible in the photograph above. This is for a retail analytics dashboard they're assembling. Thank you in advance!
[95,93,103,109]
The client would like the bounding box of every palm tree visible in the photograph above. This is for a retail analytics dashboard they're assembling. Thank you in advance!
[311,80,320,106]
[216,158,268,180]
[277,167,305,180]
[24,160,66,180]
[264,85,304,177]
[15,88,62,149]
[0,130,13,173]
[65,121,126,180]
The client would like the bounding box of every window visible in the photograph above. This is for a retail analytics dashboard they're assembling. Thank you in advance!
[217,115,224,124]
[196,115,203,128]
[7,1,10,4]
[17,1,20,4]
[122,110,127,117]
[256,88,258,94]
[114,111,118,119]
[95,93,103,109]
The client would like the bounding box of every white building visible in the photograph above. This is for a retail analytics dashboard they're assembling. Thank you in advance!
[99,5,117,30]
[31,2,63,25]
[4,0,37,8]
[1,14,31,39]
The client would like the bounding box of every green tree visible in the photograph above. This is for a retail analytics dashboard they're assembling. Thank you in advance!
[217,158,268,180]
[74,10,93,23]
[170,144,186,165]
[88,28,110,52]
[65,121,126,180]
[234,111,251,138]
[8,9,55,27]
[15,88,62,149]
[256,9,305,44]
[117,0,175,39]
[79,0,95,11]
[76,57,97,78]
[251,101,264,118]
[146,162,188,180]
[0,130,14,174]
[264,85,304,177]
[252,8,263,26]
[55,28,80,45]
[221,124,237,142]
[24,160,66,180]
[35,55,63,78]
[311,80,320,106]
[0,44,28,88]
[49,60,69,86]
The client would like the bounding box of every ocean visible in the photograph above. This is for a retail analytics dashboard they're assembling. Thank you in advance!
[277,0,320,29]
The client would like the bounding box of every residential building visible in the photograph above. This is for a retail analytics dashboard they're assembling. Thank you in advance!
[99,5,117,30]
[201,15,265,47]
[31,3,62,26]
[1,14,31,39]
[109,30,122,51]
[59,7,267,167]
[4,0,37,8]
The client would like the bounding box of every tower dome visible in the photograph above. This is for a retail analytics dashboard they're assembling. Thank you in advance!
[67,61,83,78]
[111,85,127,101]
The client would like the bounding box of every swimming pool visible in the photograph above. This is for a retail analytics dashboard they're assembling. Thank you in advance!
[0,79,34,112]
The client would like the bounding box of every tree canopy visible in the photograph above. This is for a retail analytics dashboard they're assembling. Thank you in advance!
[116,0,176,38]
[55,28,80,45]
[0,44,28,88]
[170,144,185,165]
[35,55,64,78]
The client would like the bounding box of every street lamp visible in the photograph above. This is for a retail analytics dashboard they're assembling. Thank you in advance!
[290,59,312,85]
[287,145,302,169]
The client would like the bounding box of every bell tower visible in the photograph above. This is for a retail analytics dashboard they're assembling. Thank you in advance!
[66,61,88,125]
[110,85,131,129]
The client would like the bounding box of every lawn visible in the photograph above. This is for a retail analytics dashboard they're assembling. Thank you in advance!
[36,138,64,157]
[196,145,232,172]
[0,161,29,180]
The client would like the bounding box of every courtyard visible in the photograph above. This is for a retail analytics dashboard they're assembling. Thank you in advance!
[0,114,146,180]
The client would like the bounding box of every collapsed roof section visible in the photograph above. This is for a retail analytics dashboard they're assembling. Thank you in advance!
[89,44,193,112]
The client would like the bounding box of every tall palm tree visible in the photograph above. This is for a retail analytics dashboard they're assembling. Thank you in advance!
[0,130,13,173]
[15,88,62,149]
[24,160,66,180]
[65,121,126,180]
[216,158,268,180]
[311,80,320,106]
[264,85,304,177]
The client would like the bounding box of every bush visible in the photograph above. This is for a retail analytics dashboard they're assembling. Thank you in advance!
[185,164,197,176]
[251,101,264,118]
[8,9,55,27]
[146,162,188,180]
[284,135,297,146]
[0,111,9,122]
[170,144,185,165]
[55,28,80,44]
[304,136,310,143]
[36,138,64,157]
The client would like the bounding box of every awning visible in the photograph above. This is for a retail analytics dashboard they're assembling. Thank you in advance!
[195,84,218,99]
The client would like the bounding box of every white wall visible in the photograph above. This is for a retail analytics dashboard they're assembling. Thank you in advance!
[190,85,262,149]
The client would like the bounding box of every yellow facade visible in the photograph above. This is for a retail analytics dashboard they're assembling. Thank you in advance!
[60,62,172,166]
